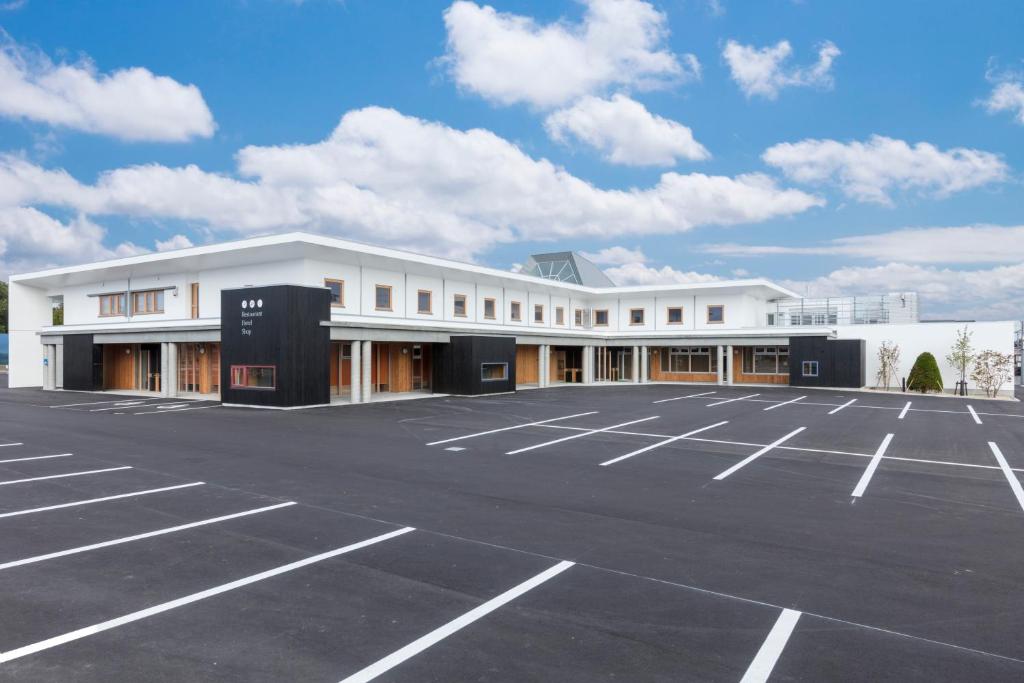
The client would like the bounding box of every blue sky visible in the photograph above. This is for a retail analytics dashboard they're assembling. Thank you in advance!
[1,0,1023,319]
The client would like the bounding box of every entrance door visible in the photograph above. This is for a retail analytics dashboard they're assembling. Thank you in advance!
[412,345,425,390]
[617,349,632,381]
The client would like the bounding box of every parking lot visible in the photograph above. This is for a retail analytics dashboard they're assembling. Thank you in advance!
[0,381,1023,681]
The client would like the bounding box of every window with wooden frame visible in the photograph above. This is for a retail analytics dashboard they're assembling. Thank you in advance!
[190,283,200,319]
[325,278,344,307]
[483,297,496,319]
[417,290,432,314]
[510,301,522,321]
[534,304,544,323]
[662,347,717,373]
[593,309,609,326]
[629,308,645,325]
[230,365,276,390]
[666,306,683,324]
[131,289,164,315]
[453,294,468,317]
[555,306,565,325]
[375,285,392,311]
[706,304,725,324]
[98,293,126,317]
[574,309,584,326]
[741,346,789,375]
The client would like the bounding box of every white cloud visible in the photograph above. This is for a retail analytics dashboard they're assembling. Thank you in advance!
[723,39,839,100]
[762,135,1008,205]
[441,0,698,108]
[0,106,822,266]
[155,234,194,252]
[580,245,647,265]
[982,77,1024,125]
[604,261,722,286]
[0,32,215,142]
[703,224,1024,264]
[544,94,709,166]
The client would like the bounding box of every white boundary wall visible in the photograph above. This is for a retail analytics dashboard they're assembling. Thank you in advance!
[836,321,1015,396]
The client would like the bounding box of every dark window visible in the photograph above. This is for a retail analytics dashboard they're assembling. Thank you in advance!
[802,361,819,377]
[667,307,683,324]
[325,279,344,307]
[594,309,609,326]
[534,304,544,322]
[707,305,724,323]
[630,308,644,325]
[375,285,392,310]
[481,363,508,381]
[484,298,496,319]
[417,290,432,314]
[454,294,468,317]
[574,309,584,326]
[510,301,522,321]
[230,365,276,390]
[555,307,564,325]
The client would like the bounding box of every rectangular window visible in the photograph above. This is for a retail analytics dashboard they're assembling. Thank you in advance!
[707,304,725,324]
[629,308,644,325]
[510,301,522,321]
[574,309,584,326]
[664,347,716,373]
[230,365,276,390]
[131,289,164,315]
[375,285,392,311]
[534,304,544,322]
[802,360,819,377]
[417,290,432,314]
[99,293,126,317]
[481,362,508,382]
[594,309,609,326]
[454,294,468,317]
[190,283,200,319]
[483,297,496,319]
[325,279,344,307]
[742,346,790,375]
[555,307,565,325]
[667,306,683,324]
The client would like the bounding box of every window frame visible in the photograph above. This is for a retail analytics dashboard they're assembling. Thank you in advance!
[417,289,432,314]
[324,278,345,308]
[593,309,609,327]
[533,303,544,323]
[374,284,393,311]
[190,282,200,319]
[131,289,164,315]
[229,365,277,390]
[629,308,645,326]
[453,293,468,317]
[801,360,819,377]
[510,301,522,321]
[480,362,509,382]
[663,346,717,374]
[483,297,496,320]
[706,304,725,324]
[574,309,584,326]
[98,293,126,318]
[555,306,565,326]
[666,306,683,325]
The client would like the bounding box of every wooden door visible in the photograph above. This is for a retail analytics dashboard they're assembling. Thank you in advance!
[516,346,539,384]
[103,344,134,390]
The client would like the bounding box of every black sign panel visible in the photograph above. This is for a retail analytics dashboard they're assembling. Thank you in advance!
[432,335,516,395]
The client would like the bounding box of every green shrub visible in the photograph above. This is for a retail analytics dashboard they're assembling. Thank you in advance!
[906,352,943,393]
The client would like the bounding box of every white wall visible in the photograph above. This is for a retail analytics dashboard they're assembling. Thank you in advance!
[836,321,1015,395]
[8,280,51,387]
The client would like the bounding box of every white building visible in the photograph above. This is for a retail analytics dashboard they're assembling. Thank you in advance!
[7,232,1016,404]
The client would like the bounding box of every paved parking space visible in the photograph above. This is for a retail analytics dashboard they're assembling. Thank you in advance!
[0,383,1023,680]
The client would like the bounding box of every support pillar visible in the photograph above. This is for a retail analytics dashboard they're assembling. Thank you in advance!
[539,344,548,388]
[361,340,372,403]
[640,346,648,383]
[717,346,725,385]
[725,345,734,385]
[631,345,640,383]
[350,340,362,404]
[44,345,57,390]
[160,343,170,397]
[168,343,178,398]
[584,345,594,384]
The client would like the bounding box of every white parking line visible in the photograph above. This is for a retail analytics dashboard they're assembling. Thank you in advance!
[89,401,160,412]
[0,502,296,571]
[0,443,23,448]
[155,403,191,410]
[967,405,982,425]
[0,526,416,664]
[652,391,716,404]
[898,401,912,420]
[48,399,138,408]
[134,405,220,415]
[713,427,805,481]
[828,398,857,415]
[506,416,660,455]
[988,442,1024,513]
[851,434,894,499]
[0,453,72,465]
[339,560,574,683]
[763,396,805,412]
[707,394,759,408]
[740,608,801,683]
[0,466,132,487]
[0,482,205,519]
[599,421,729,467]
[426,412,599,446]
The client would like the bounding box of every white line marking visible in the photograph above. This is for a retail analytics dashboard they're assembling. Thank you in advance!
[707,394,760,407]
[444,446,466,452]
[49,399,138,407]
[740,608,801,683]
[828,398,857,415]
[0,443,23,448]
[599,422,729,466]
[0,502,296,571]
[763,396,805,412]
[339,560,574,683]
[0,453,72,465]
[0,482,205,519]
[426,412,599,446]
[898,401,912,420]
[713,427,805,481]
[652,391,716,404]
[988,442,1024,513]
[155,403,191,410]
[967,405,982,425]
[851,433,894,499]
[0,526,415,664]
[506,416,660,455]
[89,402,154,411]
[134,405,221,415]
[0,466,132,487]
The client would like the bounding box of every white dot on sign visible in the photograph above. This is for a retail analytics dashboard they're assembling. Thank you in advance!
[257,299,263,308]
[249,299,256,308]
[242,300,247,309]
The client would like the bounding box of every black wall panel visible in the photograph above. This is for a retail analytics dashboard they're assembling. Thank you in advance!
[788,336,865,388]
[220,285,331,407]
[432,336,516,395]
[62,333,102,391]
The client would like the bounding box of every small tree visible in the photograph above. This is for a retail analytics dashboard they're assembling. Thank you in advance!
[944,325,974,394]
[875,341,900,390]
[971,350,1013,398]
[907,352,943,393]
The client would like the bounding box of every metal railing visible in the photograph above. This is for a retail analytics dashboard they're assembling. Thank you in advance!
[766,294,918,327]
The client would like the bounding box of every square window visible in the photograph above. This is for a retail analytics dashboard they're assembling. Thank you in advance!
[454,294,468,317]
[375,285,392,310]
[555,307,564,325]
[802,360,819,377]
[484,298,496,319]
[707,305,725,324]
[417,290,432,314]
[325,279,344,307]
[629,308,644,325]
[594,309,609,326]
[534,304,544,322]
[667,307,683,324]
[510,301,522,321]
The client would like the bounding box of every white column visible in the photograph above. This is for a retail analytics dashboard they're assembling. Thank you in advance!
[160,343,170,396]
[361,340,372,403]
[726,345,734,385]
[539,345,548,388]
[168,343,178,398]
[350,341,362,404]
[584,345,593,384]
[631,345,640,383]
[717,346,725,385]
[44,345,56,390]
[640,346,648,383]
